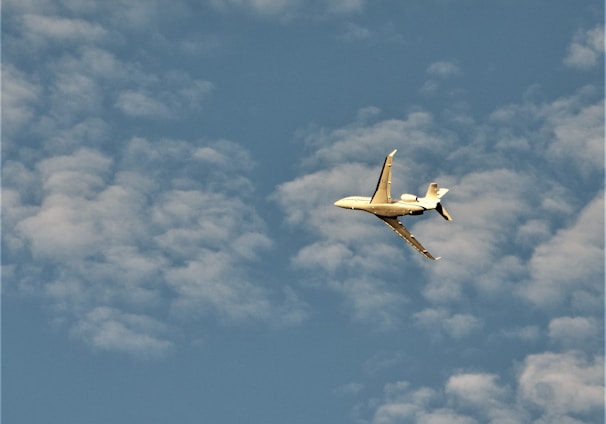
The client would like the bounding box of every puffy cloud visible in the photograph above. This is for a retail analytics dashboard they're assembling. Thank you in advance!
[491,88,604,175]
[546,101,604,175]
[275,88,603,326]
[518,352,604,420]
[70,307,175,359]
[21,14,107,46]
[367,352,603,424]
[518,192,604,310]
[446,373,506,405]
[548,316,600,349]
[1,65,41,139]
[115,90,172,118]
[4,139,304,357]
[414,308,483,340]
[564,26,605,69]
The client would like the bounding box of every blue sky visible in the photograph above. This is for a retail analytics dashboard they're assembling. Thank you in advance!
[2,1,604,423]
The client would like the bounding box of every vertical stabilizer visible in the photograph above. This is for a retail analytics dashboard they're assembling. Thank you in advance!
[424,182,440,200]
[424,183,452,220]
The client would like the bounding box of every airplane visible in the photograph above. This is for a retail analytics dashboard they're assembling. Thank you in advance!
[334,149,452,260]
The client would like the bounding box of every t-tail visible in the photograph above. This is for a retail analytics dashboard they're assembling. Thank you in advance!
[424,182,453,221]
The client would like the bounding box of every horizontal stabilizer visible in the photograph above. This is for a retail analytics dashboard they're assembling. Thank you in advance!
[435,203,452,221]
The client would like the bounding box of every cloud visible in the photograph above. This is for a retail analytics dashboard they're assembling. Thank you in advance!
[445,373,506,405]
[518,351,604,420]
[115,90,172,118]
[276,78,603,339]
[275,85,604,320]
[366,351,603,423]
[4,139,305,356]
[210,0,301,17]
[414,308,483,340]
[340,22,372,41]
[518,192,604,310]
[548,316,600,350]
[6,8,214,127]
[1,64,41,140]
[489,87,604,175]
[564,26,605,69]
[427,61,461,78]
[209,0,364,17]
[70,307,175,359]
[21,14,107,46]
[545,101,604,175]
[114,75,214,119]
[496,325,541,343]
[421,61,462,95]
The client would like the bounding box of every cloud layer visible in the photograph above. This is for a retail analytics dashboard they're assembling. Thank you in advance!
[4,138,307,356]
[367,351,603,424]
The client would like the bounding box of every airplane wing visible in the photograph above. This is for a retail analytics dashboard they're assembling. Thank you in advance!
[378,216,440,260]
[370,149,397,204]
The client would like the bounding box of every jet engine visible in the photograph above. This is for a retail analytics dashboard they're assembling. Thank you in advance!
[400,193,418,202]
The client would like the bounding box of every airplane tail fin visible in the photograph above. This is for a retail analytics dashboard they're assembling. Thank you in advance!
[425,183,452,221]
[424,182,449,200]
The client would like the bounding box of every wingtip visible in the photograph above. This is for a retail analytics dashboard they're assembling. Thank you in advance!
[389,149,398,156]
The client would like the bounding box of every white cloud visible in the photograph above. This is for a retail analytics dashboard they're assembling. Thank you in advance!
[114,75,214,119]
[335,382,365,396]
[277,80,603,332]
[546,101,604,175]
[427,61,461,78]
[210,0,301,17]
[548,316,600,349]
[165,250,273,322]
[564,26,605,69]
[518,192,604,310]
[1,65,41,140]
[4,139,305,356]
[416,169,537,303]
[70,307,175,359]
[414,308,483,340]
[50,71,104,122]
[210,0,364,17]
[446,373,506,406]
[340,22,372,41]
[518,351,604,420]
[367,351,603,424]
[497,325,541,342]
[301,111,452,167]
[115,90,172,118]
[490,88,604,174]
[21,14,107,45]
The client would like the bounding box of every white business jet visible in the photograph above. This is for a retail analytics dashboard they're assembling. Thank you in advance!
[334,149,452,260]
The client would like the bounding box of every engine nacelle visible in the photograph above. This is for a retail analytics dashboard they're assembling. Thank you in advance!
[400,193,418,202]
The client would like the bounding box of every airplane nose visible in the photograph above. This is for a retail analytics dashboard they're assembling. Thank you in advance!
[334,199,345,207]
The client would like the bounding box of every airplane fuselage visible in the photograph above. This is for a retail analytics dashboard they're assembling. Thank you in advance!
[334,196,428,217]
